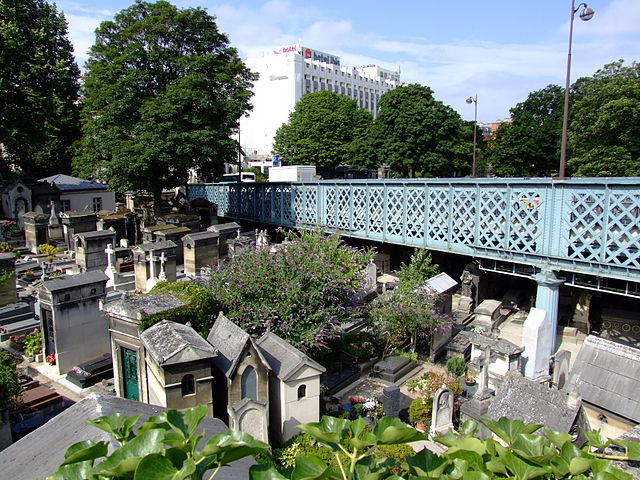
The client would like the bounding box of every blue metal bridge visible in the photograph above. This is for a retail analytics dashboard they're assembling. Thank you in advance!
[188,177,640,288]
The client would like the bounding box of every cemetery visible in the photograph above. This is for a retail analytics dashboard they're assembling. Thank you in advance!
[0,187,638,480]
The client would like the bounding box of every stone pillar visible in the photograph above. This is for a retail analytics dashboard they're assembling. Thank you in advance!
[47,201,64,243]
[534,270,564,348]
[522,308,553,381]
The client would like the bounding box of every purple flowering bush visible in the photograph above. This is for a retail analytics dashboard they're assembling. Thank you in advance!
[208,229,373,353]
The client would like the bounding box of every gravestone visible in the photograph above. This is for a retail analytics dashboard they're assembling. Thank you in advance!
[382,385,400,417]
[255,229,270,250]
[47,201,64,242]
[431,384,454,436]
[522,307,553,381]
[552,350,571,390]
[372,355,419,383]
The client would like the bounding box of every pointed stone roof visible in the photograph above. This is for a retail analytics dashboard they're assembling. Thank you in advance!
[207,313,251,377]
[256,331,325,381]
[140,320,216,366]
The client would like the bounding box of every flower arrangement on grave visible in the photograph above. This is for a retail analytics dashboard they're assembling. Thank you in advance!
[20,330,42,356]
[349,396,384,420]
[406,371,462,399]
[0,220,19,237]
[46,353,56,365]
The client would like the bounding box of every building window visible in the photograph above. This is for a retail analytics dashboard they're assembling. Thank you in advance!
[92,197,102,212]
[60,200,70,212]
[297,384,307,399]
[241,366,257,400]
[181,374,195,396]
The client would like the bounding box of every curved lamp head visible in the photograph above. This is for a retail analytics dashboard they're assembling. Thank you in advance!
[579,6,594,21]
[466,97,475,104]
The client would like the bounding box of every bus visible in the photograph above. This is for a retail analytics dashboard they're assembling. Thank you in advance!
[217,172,256,183]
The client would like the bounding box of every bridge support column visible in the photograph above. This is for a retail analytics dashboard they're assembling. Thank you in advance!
[533,270,564,349]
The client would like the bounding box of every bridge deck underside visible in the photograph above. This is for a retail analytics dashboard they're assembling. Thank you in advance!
[188,178,640,283]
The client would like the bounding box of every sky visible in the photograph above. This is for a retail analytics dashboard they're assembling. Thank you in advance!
[56,0,640,123]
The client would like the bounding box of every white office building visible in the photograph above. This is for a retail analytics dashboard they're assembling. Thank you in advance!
[239,44,401,159]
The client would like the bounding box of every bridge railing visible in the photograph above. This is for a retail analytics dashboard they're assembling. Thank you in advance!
[187,178,640,282]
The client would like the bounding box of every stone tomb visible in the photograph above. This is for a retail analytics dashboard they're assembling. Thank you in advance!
[154,226,191,266]
[37,270,109,375]
[74,230,116,271]
[60,211,97,250]
[132,240,177,291]
[372,355,420,383]
[22,212,49,254]
[467,331,523,392]
[182,231,221,275]
[473,299,504,331]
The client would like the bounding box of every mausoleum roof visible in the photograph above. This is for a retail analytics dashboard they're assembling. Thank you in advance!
[0,394,251,480]
[102,293,185,321]
[41,270,108,292]
[568,335,640,423]
[140,320,216,366]
[488,371,581,433]
[207,313,251,376]
[418,272,458,294]
[256,332,325,381]
[463,331,524,356]
[39,174,109,191]
[133,240,178,252]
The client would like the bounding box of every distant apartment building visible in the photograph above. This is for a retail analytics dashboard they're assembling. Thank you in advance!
[239,44,401,159]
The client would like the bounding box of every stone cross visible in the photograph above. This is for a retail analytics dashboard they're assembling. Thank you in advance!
[474,345,497,400]
[105,243,116,271]
[158,251,167,282]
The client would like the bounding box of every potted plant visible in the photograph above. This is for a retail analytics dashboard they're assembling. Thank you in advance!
[46,353,56,365]
[20,330,42,361]
[409,397,432,431]
[465,372,476,386]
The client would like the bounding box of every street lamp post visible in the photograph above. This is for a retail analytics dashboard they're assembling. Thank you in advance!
[558,0,594,178]
[466,95,478,177]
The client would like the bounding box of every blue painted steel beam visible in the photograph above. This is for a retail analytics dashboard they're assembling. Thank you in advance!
[187,178,640,283]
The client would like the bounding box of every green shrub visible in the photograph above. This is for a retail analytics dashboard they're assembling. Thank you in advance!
[408,397,433,425]
[38,243,58,258]
[20,330,42,355]
[446,357,466,377]
[391,349,418,361]
[374,443,415,463]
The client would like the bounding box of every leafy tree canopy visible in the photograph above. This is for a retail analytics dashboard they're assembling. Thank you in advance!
[568,60,640,176]
[208,228,373,353]
[73,0,255,215]
[485,84,564,177]
[272,90,372,172]
[352,84,466,178]
[0,0,80,177]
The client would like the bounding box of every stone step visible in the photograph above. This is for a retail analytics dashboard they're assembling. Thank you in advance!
[0,302,32,321]
[0,311,33,326]
[0,317,39,341]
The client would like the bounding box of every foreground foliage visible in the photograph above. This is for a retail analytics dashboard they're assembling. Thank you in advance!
[0,350,20,411]
[48,406,640,480]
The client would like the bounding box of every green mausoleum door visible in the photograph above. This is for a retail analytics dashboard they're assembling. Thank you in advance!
[121,347,139,401]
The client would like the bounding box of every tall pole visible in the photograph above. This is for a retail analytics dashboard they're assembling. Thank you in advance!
[559,1,594,178]
[466,94,478,177]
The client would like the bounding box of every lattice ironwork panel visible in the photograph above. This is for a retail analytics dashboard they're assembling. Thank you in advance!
[603,192,640,267]
[226,185,239,216]
[477,189,508,249]
[451,188,476,245]
[427,188,450,244]
[259,185,272,221]
[324,187,337,227]
[405,187,426,241]
[385,187,405,237]
[508,190,545,253]
[279,185,293,225]
[565,191,607,263]
[337,186,352,230]
[240,185,255,217]
[367,187,385,234]
[351,186,368,233]
[293,186,318,226]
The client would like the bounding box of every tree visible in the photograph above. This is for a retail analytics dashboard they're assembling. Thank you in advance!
[0,0,80,177]
[272,91,372,173]
[352,84,465,178]
[207,228,373,353]
[568,60,640,177]
[73,1,255,217]
[485,85,564,177]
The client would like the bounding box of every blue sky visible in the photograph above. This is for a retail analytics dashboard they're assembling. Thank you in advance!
[57,0,639,122]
